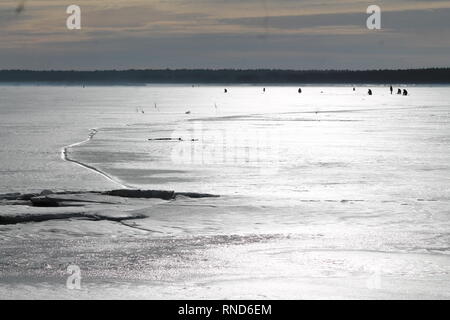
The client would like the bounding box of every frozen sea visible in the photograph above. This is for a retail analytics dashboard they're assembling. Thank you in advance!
[0,84,449,299]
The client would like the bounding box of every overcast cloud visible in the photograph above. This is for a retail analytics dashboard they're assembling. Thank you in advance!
[0,0,449,69]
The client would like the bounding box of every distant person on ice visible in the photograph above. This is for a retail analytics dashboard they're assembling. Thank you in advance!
[397,89,402,95]
[390,86,393,94]
[298,88,302,93]
[368,89,373,95]
[403,89,408,96]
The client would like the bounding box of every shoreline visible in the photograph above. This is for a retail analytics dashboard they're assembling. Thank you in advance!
[2,83,450,88]
[60,128,131,189]
[2,68,450,85]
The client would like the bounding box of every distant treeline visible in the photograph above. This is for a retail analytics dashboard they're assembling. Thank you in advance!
[0,69,449,84]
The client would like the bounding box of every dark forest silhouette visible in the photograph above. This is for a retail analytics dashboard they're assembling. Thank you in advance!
[0,68,449,84]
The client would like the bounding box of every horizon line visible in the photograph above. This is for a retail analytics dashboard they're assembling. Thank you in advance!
[1,67,450,72]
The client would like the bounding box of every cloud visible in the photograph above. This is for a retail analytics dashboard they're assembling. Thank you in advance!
[0,0,449,69]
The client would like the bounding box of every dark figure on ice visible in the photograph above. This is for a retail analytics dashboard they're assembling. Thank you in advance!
[368,89,373,96]
[390,86,393,94]
[397,89,402,95]
[403,89,408,96]
[298,88,302,93]
[224,88,228,93]
[15,0,26,14]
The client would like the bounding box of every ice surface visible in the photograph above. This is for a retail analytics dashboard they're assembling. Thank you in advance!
[0,84,449,299]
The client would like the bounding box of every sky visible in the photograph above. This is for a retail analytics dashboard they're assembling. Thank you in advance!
[0,0,449,70]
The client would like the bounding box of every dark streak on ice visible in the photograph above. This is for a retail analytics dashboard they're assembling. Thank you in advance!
[0,212,145,225]
[0,189,220,226]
